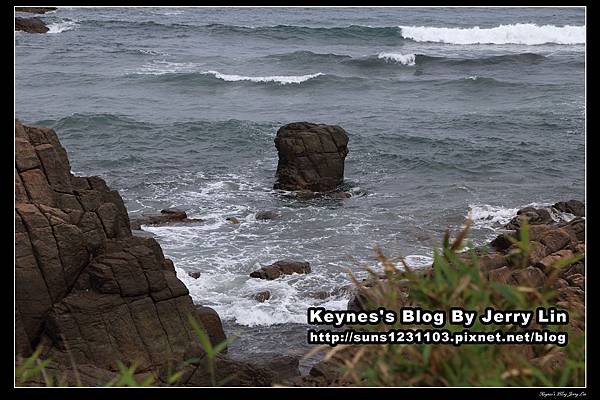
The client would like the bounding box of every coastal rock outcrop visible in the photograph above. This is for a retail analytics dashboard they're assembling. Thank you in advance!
[14,119,278,386]
[15,17,49,33]
[273,122,349,192]
[250,260,311,280]
[129,208,202,230]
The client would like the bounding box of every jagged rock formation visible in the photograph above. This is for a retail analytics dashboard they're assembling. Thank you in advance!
[15,17,49,33]
[15,119,287,386]
[273,122,349,192]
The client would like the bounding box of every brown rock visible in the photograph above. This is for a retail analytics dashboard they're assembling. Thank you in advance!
[15,17,49,33]
[130,208,202,230]
[273,122,349,192]
[250,260,311,280]
[252,291,271,302]
[539,228,572,253]
[487,266,517,285]
[505,207,553,230]
[477,253,507,272]
[255,211,279,220]
[188,271,201,279]
[512,266,546,287]
[535,249,574,274]
[553,200,585,217]
[194,306,227,351]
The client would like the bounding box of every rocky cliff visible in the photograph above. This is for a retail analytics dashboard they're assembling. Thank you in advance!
[14,119,286,386]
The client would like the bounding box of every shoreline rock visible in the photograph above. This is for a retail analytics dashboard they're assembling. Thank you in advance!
[273,122,349,192]
[15,17,49,33]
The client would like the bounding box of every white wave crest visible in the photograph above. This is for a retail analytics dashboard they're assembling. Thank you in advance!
[135,60,198,75]
[468,204,520,228]
[47,20,79,34]
[377,52,416,66]
[399,23,585,45]
[204,70,324,84]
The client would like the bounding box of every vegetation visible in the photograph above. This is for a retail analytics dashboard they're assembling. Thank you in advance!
[15,315,231,387]
[311,219,585,386]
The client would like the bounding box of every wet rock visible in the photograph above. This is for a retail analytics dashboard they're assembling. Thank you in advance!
[129,208,202,230]
[505,207,553,230]
[188,271,201,279]
[252,290,271,302]
[255,211,279,220]
[249,260,311,280]
[15,17,49,33]
[226,216,240,224]
[553,200,585,217]
[273,122,349,192]
[194,306,227,352]
[489,232,515,251]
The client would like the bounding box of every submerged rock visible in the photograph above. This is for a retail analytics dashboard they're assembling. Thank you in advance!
[252,290,271,302]
[250,260,311,280]
[188,271,201,279]
[255,211,279,220]
[273,122,349,192]
[15,17,49,33]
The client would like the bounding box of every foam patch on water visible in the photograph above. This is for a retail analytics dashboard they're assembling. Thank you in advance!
[203,70,324,84]
[468,204,520,229]
[47,20,79,33]
[377,52,416,66]
[399,23,585,45]
[135,60,198,75]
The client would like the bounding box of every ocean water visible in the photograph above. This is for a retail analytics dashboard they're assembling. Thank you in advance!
[15,7,585,369]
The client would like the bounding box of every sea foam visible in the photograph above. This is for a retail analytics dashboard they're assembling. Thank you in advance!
[377,52,417,66]
[47,20,79,34]
[204,70,324,84]
[399,23,585,45]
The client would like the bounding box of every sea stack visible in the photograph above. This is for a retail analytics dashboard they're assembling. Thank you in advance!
[273,122,349,192]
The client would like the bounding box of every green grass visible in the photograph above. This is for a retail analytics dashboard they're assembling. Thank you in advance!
[316,219,585,386]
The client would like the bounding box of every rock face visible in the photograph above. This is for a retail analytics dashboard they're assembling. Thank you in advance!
[273,122,349,192]
[15,17,49,33]
[14,119,277,386]
[250,260,311,280]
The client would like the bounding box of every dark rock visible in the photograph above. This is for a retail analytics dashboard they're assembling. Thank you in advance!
[252,290,271,302]
[226,216,240,224]
[129,208,202,230]
[188,271,201,279]
[256,355,301,383]
[255,211,279,220]
[194,306,227,352]
[14,119,242,386]
[15,7,57,13]
[250,260,311,280]
[490,232,515,251]
[553,200,585,217]
[505,207,553,230]
[273,122,349,192]
[15,17,49,33]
